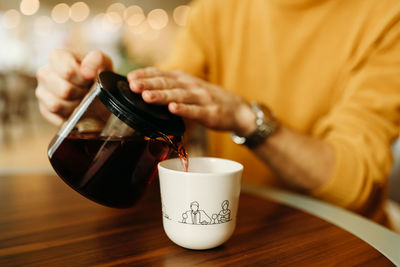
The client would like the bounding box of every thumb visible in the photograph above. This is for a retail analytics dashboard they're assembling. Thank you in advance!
[80,50,113,80]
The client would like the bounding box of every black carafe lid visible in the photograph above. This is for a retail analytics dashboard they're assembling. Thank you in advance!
[97,71,185,138]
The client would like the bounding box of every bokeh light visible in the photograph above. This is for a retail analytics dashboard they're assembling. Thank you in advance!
[106,3,125,17]
[51,3,70,24]
[2,10,21,29]
[105,3,124,30]
[70,2,90,22]
[124,5,145,27]
[124,5,143,20]
[173,5,190,26]
[20,0,40,16]
[147,9,168,30]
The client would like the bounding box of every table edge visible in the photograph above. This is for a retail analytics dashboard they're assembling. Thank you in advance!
[242,184,400,266]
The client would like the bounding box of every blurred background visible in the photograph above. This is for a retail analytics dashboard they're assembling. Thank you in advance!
[0,0,203,175]
[0,0,399,208]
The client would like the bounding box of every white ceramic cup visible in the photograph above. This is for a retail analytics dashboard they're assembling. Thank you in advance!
[158,157,243,250]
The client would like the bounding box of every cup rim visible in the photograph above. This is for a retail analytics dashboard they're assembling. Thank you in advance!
[158,156,243,176]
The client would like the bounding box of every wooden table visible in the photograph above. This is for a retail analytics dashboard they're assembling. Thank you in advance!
[0,174,394,266]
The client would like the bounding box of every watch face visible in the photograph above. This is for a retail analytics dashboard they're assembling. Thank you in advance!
[231,103,278,148]
[231,134,246,145]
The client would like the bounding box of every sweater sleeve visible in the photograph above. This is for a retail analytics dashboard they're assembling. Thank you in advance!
[311,20,400,214]
[158,0,213,79]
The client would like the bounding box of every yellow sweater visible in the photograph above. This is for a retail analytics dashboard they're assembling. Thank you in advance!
[162,0,400,223]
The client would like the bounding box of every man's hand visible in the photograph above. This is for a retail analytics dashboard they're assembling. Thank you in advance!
[35,49,113,126]
[127,68,257,137]
[128,68,334,192]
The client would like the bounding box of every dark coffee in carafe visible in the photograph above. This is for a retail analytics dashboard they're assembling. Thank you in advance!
[48,71,185,208]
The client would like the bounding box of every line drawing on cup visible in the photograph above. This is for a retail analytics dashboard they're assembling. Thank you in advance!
[162,204,171,220]
[181,201,211,225]
[179,200,232,225]
[217,200,231,223]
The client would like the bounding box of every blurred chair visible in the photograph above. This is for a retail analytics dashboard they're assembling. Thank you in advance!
[0,71,37,146]
[6,71,30,123]
[0,73,9,143]
[388,137,400,233]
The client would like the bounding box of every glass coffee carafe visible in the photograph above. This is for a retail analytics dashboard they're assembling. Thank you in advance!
[48,71,185,208]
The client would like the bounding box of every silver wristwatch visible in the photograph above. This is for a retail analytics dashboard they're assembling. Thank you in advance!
[231,102,279,149]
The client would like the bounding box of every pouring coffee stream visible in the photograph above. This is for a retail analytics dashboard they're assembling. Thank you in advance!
[159,133,189,172]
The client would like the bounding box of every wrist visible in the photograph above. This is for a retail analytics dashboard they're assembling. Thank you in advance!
[233,101,257,137]
[232,102,279,149]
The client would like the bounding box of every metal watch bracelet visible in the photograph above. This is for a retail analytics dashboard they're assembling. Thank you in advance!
[231,102,278,149]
